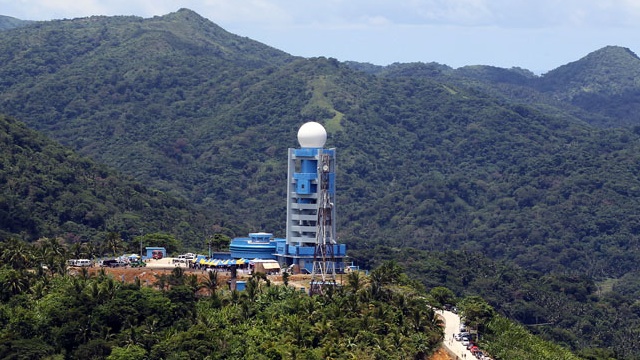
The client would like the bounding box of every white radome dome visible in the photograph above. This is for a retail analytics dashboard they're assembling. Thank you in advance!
[297,121,327,148]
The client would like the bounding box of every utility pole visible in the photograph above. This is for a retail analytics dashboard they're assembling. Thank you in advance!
[139,229,143,258]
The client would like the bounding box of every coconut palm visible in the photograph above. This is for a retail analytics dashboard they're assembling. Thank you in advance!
[200,270,219,296]
[153,273,169,292]
[347,271,363,293]
[1,238,32,269]
[105,232,123,257]
[2,268,30,297]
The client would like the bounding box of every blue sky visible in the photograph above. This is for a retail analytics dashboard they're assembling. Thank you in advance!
[1,0,639,74]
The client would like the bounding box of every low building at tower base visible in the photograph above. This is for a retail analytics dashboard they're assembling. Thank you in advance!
[228,232,347,274]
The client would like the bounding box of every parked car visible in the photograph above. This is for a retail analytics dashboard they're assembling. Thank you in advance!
[462,338,470,346]
[130,260,146,268]
[102,259,125,267]
[68,259,92,267]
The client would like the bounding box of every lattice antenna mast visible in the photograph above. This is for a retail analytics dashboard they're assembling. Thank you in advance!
[311,152,336,294]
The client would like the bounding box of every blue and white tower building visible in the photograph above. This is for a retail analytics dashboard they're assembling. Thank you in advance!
[275,122,346,278]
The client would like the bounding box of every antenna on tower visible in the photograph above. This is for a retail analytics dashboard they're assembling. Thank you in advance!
[310,152,337,295]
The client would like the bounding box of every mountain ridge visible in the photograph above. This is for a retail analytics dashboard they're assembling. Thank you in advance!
[2,10,640,357]
[0,15,31,30]
[538,45,640,96]
[0,10,639,278]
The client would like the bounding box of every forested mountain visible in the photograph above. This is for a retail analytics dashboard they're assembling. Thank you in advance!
[0,114,206,247]
[2,9,640,357]
[0,15,31,30]
[538,46,640,126]
[1,9,640,277]
[358,246,640,359]
[366,46,640,128]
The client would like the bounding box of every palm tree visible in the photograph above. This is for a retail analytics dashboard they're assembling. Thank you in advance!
[70,243,84,260]
[99,277,121,300]
[185,274,199,294]
[1,268,31,298]
[105,232,123,257]
[30,279,49,299]
[79,267,92,282]
[154,273,169,292]
[200,270,219,296]
[347,271,363,293]
[43,237,66,258]
[168,267,185,286]
[1,238,32,270]
[35,237,67,275]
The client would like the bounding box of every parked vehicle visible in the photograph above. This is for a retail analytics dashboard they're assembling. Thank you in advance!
[68,259,92,267]
[152,250,163,259]
[101,259,126,267]
[177,253,196,260]
[130,260,146,268]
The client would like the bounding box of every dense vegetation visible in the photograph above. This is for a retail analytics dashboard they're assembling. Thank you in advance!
[354,246,638,359]
[2,8,640,358]
[357,46,640,128]
[0,114,206,248]
[482,316,581,360]
[1,238,585,360]
[2,11,640,280]
[0,239,448,359]
[0,15,30,30]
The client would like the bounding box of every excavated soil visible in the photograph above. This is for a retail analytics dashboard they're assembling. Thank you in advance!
[429,348,455,360]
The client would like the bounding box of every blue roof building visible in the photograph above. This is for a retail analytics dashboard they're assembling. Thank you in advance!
[229,232,281,260]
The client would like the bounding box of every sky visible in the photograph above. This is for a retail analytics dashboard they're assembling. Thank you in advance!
[1,0,639,74]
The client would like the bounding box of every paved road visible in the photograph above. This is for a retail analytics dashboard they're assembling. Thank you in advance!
[439,310,475,359]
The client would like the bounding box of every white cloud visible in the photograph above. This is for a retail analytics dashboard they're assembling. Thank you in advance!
[192,0,292,24]
[363,15,392,27]
[5,0,640,29]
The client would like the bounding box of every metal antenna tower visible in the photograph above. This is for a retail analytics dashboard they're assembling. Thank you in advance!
[310,152,337,295]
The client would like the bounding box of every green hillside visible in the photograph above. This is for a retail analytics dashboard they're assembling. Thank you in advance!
[537,46,640,126]
[1,9,640,277]
[1,9,640,357]
[362,46,640,128]
[0,15,31,30]
[0,250,445,360]
[0,114,206,248]
[363,247,638,359]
